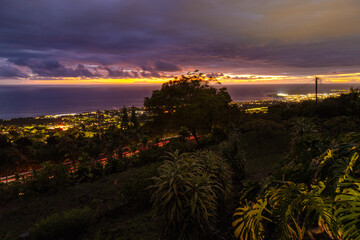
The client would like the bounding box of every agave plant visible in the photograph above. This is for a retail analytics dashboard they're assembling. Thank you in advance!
[290,118,317,141]
[150,150,232,240]
[289,118,325,161]
[191,150,233,199]
[162,149,184,161]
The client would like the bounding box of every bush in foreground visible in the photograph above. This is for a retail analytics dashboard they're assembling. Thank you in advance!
[30,207,93,240]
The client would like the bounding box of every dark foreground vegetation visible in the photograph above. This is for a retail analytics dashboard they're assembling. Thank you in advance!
[1,75,360,240]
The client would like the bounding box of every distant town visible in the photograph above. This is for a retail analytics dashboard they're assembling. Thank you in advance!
[236,89,349,113]
[0,89,350,140]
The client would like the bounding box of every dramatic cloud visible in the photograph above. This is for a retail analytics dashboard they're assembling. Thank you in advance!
[139,61,181,77]
[154,61,182,72]
[8,58,97,78]
[101,66,138,78]
[0,64,28,79]
[1,0,360,81]
[101,66,169,78]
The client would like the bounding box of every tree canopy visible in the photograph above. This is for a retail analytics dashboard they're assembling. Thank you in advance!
[144,75,232,143]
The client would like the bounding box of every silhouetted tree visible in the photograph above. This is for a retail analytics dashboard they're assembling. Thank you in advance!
[144,75,231,144]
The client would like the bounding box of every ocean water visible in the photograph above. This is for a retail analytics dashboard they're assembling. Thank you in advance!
[0,83,359,119]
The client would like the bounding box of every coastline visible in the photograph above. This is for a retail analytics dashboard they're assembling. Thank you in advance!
[0,83,359,120]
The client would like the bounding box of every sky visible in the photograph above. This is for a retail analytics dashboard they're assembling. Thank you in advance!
[1,0,360,84]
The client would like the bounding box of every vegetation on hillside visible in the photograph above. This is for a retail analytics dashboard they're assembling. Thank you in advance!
[1,75,360,240]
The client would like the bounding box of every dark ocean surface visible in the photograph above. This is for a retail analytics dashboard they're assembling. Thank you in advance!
[0,83,359,119]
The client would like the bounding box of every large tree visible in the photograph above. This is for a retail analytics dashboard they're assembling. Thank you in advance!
[144,75,231,143]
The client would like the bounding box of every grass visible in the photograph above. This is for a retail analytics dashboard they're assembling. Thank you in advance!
[88,211,159,240]
[0,162,161,240]
[245,151,285,181]
[241,135,289,181]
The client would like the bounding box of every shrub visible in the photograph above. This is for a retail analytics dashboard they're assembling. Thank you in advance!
[29,162,69,192]
[150,150,232,240]
[91,161,104,178]
[104,156,127,174]
[30,207,93,240]
[138,147,165,164]
[165,138,197,153]
[0,180,24,203]
[0,163,69,202]
[72,163,92,182]
[240,118,286,151]
[178,127,191,142]
[219,133,246,181]
[127,155,141,167]
[210,127,227,143]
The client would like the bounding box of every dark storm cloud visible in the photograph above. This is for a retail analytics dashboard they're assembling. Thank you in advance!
[236,42,360,68]
[191,40,360,75]
[154,61,182,72]
[0,64,28,78]
[1,0,360,79]
[8,58,97,78]
[101,66,136,78]
[140,61,181,76]
[100,66,169,78]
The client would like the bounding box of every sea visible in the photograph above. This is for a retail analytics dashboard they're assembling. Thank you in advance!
[0,83,359,119]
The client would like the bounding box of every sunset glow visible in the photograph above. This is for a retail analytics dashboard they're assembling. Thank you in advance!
[3,73,360,85]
